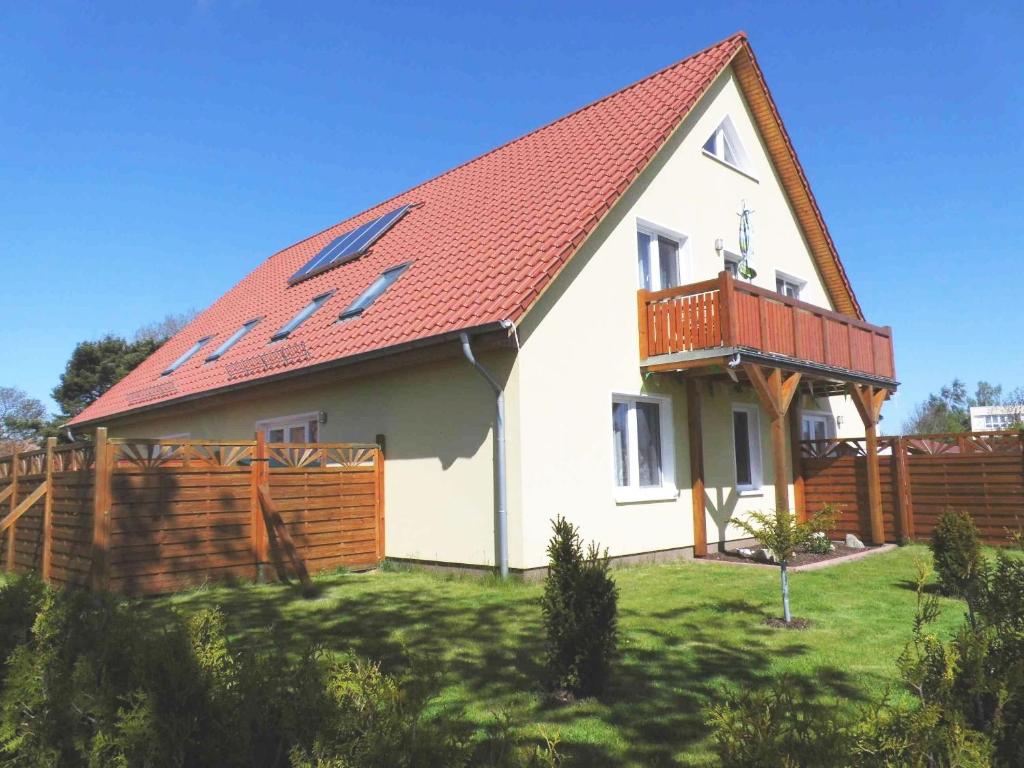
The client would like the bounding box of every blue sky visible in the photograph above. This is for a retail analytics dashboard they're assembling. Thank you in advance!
[1,1,1021,429]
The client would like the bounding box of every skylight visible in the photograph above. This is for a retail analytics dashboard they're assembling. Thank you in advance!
[162,337,212,376]
[338,264,411,321]
[289,205,413,285]
[205,318,261,362]
[702,115,754,176]
[271,292,333,342]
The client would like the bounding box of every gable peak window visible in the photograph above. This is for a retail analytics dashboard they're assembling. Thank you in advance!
[702,115,755,177]
[636,224,685,291]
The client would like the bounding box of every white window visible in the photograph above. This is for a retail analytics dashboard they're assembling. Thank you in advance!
[612,394,676,502]
[636,221,686,291]
[723,250,741,277]
[732,404,763,491]
[702,115,755,177]
[256,412,320,443]
[801,412,835,441]
[775,272,805,300]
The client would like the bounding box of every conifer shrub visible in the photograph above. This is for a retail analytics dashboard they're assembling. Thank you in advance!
[540,516,619,698]
[930,509,985,597]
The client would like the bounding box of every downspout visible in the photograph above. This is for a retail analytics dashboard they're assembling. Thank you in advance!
[459,330,509,578]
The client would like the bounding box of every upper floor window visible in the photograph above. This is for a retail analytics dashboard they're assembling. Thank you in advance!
[723,251,741,277]
[612,393,676,501]
[702,115,755,178]
[775,272,805,300]
[636,223,685,291]
[257,412,319,443]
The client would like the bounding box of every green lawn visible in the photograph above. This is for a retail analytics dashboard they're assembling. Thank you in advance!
[142,545,966,767]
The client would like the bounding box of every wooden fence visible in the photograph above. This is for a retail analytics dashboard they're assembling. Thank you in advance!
[0,430,384,595]
[801,430,1023,546]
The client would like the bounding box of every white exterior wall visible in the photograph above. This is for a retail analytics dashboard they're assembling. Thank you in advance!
[105,349,523,569]
[514,66,863,568]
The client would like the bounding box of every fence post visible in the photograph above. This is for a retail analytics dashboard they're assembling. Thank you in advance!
[374,444,385,562]
[892,436,914,543]
[5,448,18,572]
[41,437,56,583]
[789,405,806,522]
[251,432,269,581]
[89,428,111,592]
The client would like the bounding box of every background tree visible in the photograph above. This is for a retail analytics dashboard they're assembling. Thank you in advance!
[902,378,1022,434]
[132,309,197,344]
[50,311,196,422]
[0,387,49,455]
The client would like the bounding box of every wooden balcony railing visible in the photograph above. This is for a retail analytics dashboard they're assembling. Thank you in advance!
[638,271,895,380]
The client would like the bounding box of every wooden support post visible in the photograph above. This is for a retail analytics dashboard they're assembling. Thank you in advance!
[848,384,887,544]
[745,364,802,512]
[41,437,56,583]
[686,379,707,557]
[718,270,737,347]
[90,427,111,591]
[892,436,914,542]
[6,449,18,573]
[788,405,806,522]
[251,432,270,580]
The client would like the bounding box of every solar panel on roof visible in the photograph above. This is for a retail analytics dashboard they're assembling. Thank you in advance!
[289,204,412,285]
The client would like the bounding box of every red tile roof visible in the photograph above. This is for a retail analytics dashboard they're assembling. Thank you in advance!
[72,32,852,426]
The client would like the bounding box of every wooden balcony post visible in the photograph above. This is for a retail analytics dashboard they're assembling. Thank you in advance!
[686,379,707,557]
[41,437,56,582]
[717,271,737,347]
[5,449,18,572]
[745,364,801,512]
[637,289,650,361]
[89,427,111,591]
[848,384,887,544]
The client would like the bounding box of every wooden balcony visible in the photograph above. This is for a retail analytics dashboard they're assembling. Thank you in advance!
[638,271,895,386]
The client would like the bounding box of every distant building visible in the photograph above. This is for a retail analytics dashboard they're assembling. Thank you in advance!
[969,405,1022,431]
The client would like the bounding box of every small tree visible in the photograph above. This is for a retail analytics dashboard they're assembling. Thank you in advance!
[930,509,986,600]
[541,516,618,698]
[732,507,836,624]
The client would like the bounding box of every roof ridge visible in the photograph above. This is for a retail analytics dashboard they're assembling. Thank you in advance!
[262,31,748,268]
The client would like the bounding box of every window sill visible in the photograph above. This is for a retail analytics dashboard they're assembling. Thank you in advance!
[736,488,764,498]
[701,149,759,182]
[614,487,680,505]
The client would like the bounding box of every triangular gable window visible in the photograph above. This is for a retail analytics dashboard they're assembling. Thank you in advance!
[702,116,754,176]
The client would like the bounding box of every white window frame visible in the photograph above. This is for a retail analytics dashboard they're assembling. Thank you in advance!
[611,392,677,504]
[723,249,742,277]
[731,403,763,493]
[775,270,806,300]
[800,410,835,441]
[702,114,758,180]
[635,219,689,291]
[256,411,320,443]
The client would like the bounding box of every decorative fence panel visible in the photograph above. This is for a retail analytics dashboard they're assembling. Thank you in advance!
[0,432,384,595]
[801,431,1023,546]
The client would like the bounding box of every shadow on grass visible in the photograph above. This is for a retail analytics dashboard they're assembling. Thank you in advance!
[159,574,866,767]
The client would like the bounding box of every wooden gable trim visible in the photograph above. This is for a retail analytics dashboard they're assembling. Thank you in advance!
[731,44,864,320]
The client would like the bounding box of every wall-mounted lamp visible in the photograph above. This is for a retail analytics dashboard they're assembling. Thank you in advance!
[714,238,724,253]
[318,411,328,424]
